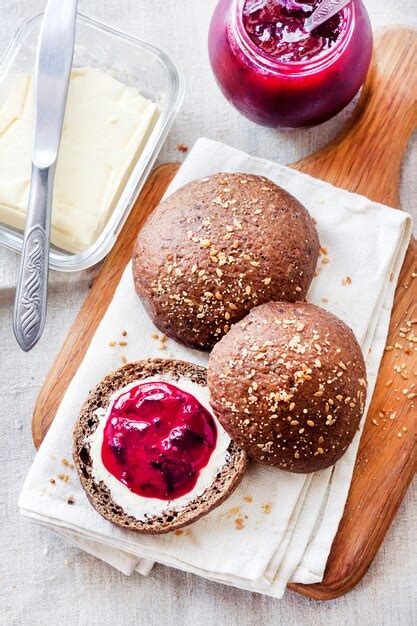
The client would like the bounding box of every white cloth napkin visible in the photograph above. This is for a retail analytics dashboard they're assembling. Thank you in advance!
[19,138,412,598]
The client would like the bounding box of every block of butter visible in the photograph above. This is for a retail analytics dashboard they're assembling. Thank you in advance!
[0,67,160,253]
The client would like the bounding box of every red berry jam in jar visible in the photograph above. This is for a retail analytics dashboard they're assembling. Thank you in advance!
[208,0,373,128]
[101,381,217,500]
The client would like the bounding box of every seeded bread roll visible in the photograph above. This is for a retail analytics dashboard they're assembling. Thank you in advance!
[73,359,248,534]
[208,302,367,473]
[132,173,319,350]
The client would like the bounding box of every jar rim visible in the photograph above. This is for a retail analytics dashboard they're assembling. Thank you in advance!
[232,0,356,75]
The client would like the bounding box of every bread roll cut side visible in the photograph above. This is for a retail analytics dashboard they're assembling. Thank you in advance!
[73,359,248,534]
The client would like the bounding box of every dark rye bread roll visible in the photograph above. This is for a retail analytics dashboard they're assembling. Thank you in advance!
[73,359,248,534]
[208,302,367,473]
[132,173,319,350]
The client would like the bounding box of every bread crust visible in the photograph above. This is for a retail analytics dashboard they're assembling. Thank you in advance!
[132,173,319,351]
[73,359,248,534]
[208,302,367,473]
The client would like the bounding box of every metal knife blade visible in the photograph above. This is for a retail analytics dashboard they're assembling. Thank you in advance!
[304,0,351,33]
[33,0,78,168]
[13,0,78,352]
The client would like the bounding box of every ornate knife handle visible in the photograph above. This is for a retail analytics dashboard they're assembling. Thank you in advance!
[14,164,55,352]
[304,0,352,32]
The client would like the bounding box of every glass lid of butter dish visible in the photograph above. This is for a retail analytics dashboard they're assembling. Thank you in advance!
[0,12,183,271]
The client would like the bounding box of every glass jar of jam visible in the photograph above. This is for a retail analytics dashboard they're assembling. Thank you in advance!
[208,0,373,129]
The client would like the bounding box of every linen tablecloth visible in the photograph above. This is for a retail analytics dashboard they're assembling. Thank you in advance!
[2,0,416,623]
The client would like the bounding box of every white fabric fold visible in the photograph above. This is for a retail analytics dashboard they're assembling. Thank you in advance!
[19,138,412,598]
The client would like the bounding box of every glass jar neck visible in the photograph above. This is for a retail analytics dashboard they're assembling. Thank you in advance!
[231,0,356,75]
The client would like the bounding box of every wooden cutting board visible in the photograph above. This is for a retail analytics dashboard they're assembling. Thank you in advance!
[32,27,417,600]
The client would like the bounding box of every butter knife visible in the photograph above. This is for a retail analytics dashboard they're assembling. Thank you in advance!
[13,0,78,352]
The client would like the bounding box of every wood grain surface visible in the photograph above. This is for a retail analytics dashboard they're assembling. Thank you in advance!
[288,26,417,600]
[32,27,416,600]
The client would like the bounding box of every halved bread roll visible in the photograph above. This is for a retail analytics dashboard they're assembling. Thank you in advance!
[73,359,248,534]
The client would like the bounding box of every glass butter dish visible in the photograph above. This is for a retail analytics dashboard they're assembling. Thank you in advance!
[0,12,183,271]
